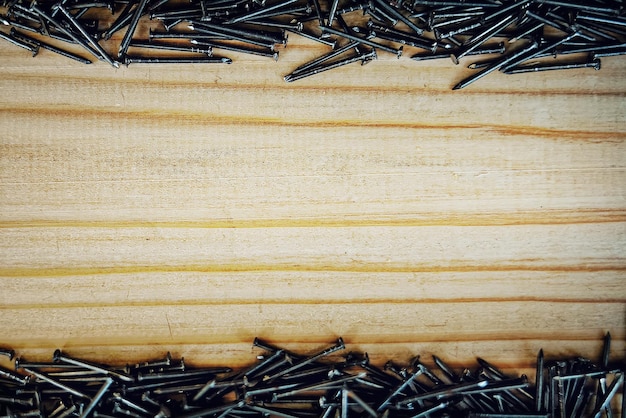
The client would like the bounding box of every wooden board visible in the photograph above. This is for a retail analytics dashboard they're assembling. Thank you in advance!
[0,20,625,378]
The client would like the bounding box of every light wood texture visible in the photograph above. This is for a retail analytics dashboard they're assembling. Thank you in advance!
[0,22,625,378]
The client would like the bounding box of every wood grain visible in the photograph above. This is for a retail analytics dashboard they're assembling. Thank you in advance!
[0,18,625,380]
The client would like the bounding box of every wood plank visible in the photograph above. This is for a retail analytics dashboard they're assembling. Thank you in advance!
[1,271,623,307]
[0,10,625,380]
[2,303,623,359]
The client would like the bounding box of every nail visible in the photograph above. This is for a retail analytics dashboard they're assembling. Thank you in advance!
[0,396,34,407]
[244,382,300,399]
[0,365,30,385]
[117,0,149,58]
[54,350,133,382]
[320,26,402,57]
[227,0,299,24]
[244,19,303,32]
[368,28,436,51]
[366,1,398,26]
[101,0,134,39]
[592,48,626,58]
[383,360,409,380]
[555,366,567,418]
[509,21,544,43]
[367,20,436,51]
[30,4,93,48]
[412,42,505,60]
[377,367,423,411]
[263,338,346,381]
[24,368,88,399]
[576,13,626,28]
[412,357,443,385]
[108,392,151,415]
[151,8,202,20]
[189,23,277,50]
[79,377,113,418]
[358,358,403,387]
[592,372,623,418]
[504,58,601,74]
[0,348,15,360]
[179,401,245,418]
[346,389,377,417]
[252,338,283,354]
[53,4,117,67]
[558,41,626,55]
[467,414,549,418]
[10,28,92,63]
[286,49,375,83]
[190,39,278,60]
[55,405,78,418]
[621,374,626,418]
[396,379,488,405]
[327,0,340,27]
[271,372,367,401]
[250,3,312,21]
[281,365,341,381]
[501,30,580,72]
[288,40,359,76]
[340,387,348,418]
[437,20,483,39]
[601,332,611,369]
[407,398,458,418]
[129,41,212,55]
[0,29,39,55]
[433,355,459,383]
[431,14,478,30]
[573,21,619,42]
[246,404,300,418]
[286,28,336,48]
[137,367,231,381]
[335,3,367,15]
[535,349,544,413]
[453,39,539,89]
[320,404,337,418]
[111,402,143,418]
[124,55,233,64]
[189,20,286,45]
[371,0,423,35]
[534,0,621,15]
[450,13,516,63]
[463,376,530,395]
[124,376,211,393]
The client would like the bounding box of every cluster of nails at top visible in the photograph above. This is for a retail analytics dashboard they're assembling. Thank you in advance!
[0,0,625,87]
[0,332,624,417]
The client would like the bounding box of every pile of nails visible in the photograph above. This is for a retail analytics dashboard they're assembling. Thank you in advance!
[0,333,624,417]
[0,0,625,88]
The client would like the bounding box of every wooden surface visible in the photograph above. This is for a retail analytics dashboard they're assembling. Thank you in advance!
[0,24,625,376]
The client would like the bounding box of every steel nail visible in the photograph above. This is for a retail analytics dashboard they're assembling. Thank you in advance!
[117,0,149,58]
[0,348,15,360]
[321,25,403,57]
[53,4,117,66]
[10,28,92,63]
[24,368,88,399]
[54,350,133,382]
[453,39,539,89]
[504,58,601,74]
[0,29,39,55]
[79,377,114,418]
[124,55,233,64]
[263,338,345,381]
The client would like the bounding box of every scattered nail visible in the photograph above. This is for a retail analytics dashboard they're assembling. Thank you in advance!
[0,336,623,417]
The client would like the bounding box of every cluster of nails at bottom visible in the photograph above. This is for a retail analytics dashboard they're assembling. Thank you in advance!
[0,333,624,417]
[0,0,625,88]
